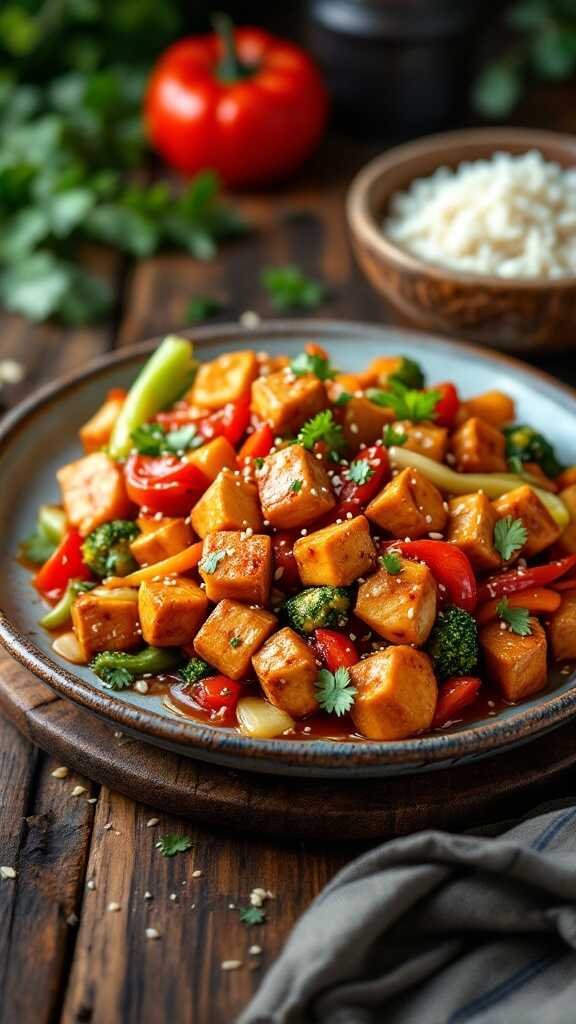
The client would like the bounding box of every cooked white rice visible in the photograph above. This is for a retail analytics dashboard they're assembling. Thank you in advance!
[383,150,576,279]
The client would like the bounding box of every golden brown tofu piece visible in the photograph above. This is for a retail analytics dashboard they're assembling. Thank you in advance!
[480,618,547,701]
[458,390,515,428]
[337,396,393,451]
[350,647,437,740]
[194,600,277,680]
[190,350,258,409]
[71,588,140,659]
[130,517,192,566]
[451,417,507,473]
[138,577,208,647]
[199,531,272,605]
[188,436,237,481]
[365,467,447,538]
[191,470,262,539]
[251,370,327,434]
[395,420,448,463]
[547,592,576,662]
[79,388,126,453]
[293,515,376,587]
[57,452,133,537]
[362,355,405,388]
[252,626,319,718]
[492,485,561,558]
[447,493,500,572]
[355,558,437,646]
[256,445,335,529]
[557,484,576,555]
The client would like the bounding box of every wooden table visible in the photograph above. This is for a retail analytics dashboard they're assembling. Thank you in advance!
[1,132,576,1024]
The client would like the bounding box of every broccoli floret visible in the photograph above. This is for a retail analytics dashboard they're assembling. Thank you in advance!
[82,520,140,578]
[427,605,479,681]
[283,586,351,635]
[91,647,183,689]
[389,356,424,390]
[180,657,214,685]
[504,424,563,479]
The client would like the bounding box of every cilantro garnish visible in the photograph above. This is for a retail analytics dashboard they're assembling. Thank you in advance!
[201,550,227,575]
[334,391,352,406]
[239,905,266,926]
[367,381,441,423]
[186,295,223,324]
[131,422,202,456]
[290,479,303,493]
[99,666,133,690]
[383,424,408,448]
[347,459,374,486]
[315,667,357,717]
[496,598,532,636]
[297,410,344,454]
[262,265,325,312]
[157,835,194,857]
[493,516,527,561]
[254,457,265,470]
[380,551,402,575]
[229,637,242,649]
[290,351,336,381]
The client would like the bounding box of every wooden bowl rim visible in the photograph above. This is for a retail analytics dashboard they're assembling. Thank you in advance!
[347,127,576,291]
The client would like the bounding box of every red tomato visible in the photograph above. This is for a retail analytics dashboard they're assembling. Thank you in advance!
[314,629,359,671]
[271,530,301,591]
[125,454,209,516]
[193,675,242,714]
[384,539,477,613]
[433,676,482,728]
[34,529,91,600]
[237,422,274,464]
[432,382,460,427]
[145,19,328,187]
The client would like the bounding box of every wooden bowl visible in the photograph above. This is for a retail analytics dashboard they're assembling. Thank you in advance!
[346,128,576,353]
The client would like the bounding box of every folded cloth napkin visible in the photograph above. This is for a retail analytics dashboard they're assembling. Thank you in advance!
[239,801,576,1024]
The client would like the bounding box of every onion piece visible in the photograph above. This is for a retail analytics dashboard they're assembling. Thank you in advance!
[236,697,294,739]
[52,631,86,665]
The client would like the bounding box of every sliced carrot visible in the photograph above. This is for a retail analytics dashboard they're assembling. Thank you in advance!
[476,587,561,625]
[305,342,329,360]
[104,542,202,588]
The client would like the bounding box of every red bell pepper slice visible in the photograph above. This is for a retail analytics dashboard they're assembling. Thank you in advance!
[34,528,91,600]
[477,555,576,604]
[314,629,359,671]
[271,530,301,591]
[192,675,242,714]
[384,539,477,613]
[237,422,274,464]
[433,676,482,728]
[197,396,251,446]
[338,444,390,508]
[125,453,209,516]
[432,381,460,427]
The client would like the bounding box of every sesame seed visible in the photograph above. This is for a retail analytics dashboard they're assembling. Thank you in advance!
[170,893,178,902]
[249,945,262,956]
[87,879,96,890]
[144,891,153,900]
[221,960,243,971]
[0,866,16,880]
[87,797,97,804]
[107,902,121,912]
[135,680,149,694]
[428,532,443,540]
[51,766,69,779]
[146,927,161,940]
[71,785,87,798]
[146,818,159,828]
[192,869,203,878]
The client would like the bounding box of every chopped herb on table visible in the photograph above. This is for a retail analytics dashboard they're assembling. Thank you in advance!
[157,835,194,857]
[239,906,266,926]
[262,265,325,311]
[496,598,532,636]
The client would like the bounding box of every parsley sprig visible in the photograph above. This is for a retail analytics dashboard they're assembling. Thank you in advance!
[380,551,402,575]
[494,516,528,561]
[157,834,194,857]
[262,265,325,311]
[290,351,336,381]
[367,381,441,423]
[347,459,374,486]
[496,598,532,636]
[297,410,344,455]
[315,667,357,717]
[131,422,202,456]
[383,424,408,448]
[99,666,133,690]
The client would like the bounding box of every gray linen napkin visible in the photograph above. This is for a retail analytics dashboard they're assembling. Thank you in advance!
[239,801,576,1024]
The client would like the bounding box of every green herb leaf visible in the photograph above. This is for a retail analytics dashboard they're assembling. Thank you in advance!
[496,597,532,636]
[367,382,441,423]
[379,551,402,575]
[334,391,352,406]
[471,62,522,119]
[131,422,201,456]
[186,295,224,324]
[262,265,325,312]
[254,457,265,471]
[315,666,357,717]
[201,549,227,575]
[347,459,374,486]
[229,636,242,649]
[493,516,528,561]
[290,479,303,493]
[157,834,194,857]
[290,351,335,381]
[297,410,344,455]
[239,905,266,926]
[383,424,408,448]
[100,666,133,690]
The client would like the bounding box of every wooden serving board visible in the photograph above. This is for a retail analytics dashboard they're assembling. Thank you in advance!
[2,652,576,841]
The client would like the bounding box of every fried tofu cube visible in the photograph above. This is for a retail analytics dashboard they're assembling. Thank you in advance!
[451,417,507,473]
[57,452,133,537]
[338,396,393,451]
[365,467,447,538]
[138,577,208,647]
[130,517,192,566]
[191,470,262,539]
[71,589,140,659]
[447,493,500,572]
[187,436,237,481]
[199,531,272,605]
[362,355,405,388]
[458,390,515,428]
[293,515,376,587]
[492,485,561,558]
[251,370,327,434]
[190,350,258,409]
[194,600,277,680]
[256,445,335,529]
[480,618,547,701]
[547,591,576,661]
[355,558,437,645]
[350,647,437,740]
[557,484,576,554]
[252,626,319,718]
[395,420,448,463]
[79,388,126,453]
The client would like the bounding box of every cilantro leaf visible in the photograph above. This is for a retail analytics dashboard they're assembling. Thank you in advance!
[297,410,344,454]
[239,905,266,926]
[496,598,532,636]
[315,667,357,716]
[493,516,528,561]
[367,382,441,423]
[290,351,335,381]
[201,549,227,575]
[100,666,133,690]
[229,637,242,649]
[347,459,374,486]
[380,551,402,575]
[383,424,408,447]
[186,295,224,324]
[334,391,352,406]
[290,479,303,493]
[262,265,325,312]
[157,834,194,857]
[131,422,201,456]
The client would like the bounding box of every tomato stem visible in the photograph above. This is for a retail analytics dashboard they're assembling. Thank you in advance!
[213,12,253,83]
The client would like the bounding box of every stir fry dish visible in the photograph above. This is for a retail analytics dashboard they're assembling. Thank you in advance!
[22,335,576,743]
